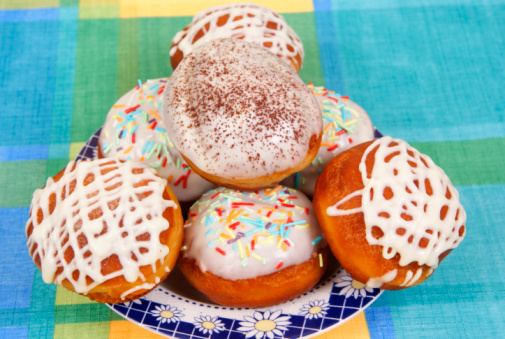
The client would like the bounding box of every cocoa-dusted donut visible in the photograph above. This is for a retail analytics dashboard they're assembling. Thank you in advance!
[25,159,184,303]
[179,186,328,308]
[98,78,215,212]
[163,38,322,191]
[170,3,304,72]
[313,137,466,290]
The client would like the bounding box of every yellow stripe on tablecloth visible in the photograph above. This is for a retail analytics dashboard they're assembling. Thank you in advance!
[55,286,94,305]
[80,0,120,6]
[119,0,314,18]
[69,142,86,161]
[54,322,111,338]
[0,0,58,9]
[79,6,120,19]
[315,312,370,338]
[109,320,163,338]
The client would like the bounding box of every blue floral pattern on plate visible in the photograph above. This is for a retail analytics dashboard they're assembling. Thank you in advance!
[77,129,384,338]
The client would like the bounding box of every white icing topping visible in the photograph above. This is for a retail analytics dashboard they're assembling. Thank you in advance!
[170,3,304,71]
[183,186,325,280]
[26,159,176,297]
[400,268,423,287]
[99,78,215,202]
[164,39,322,180]
[327,137,466,267]
[282,84,375,196]
[120,282,156,300]
[366,269,398,288]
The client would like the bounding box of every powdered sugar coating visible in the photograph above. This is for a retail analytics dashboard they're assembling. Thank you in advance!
[170,3,304,71]
[163,39,322,180]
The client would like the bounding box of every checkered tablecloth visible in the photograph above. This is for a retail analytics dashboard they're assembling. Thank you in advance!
[1,0,504,338]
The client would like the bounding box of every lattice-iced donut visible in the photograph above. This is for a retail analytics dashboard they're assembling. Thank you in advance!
[313,137,466,290]
[282,83,375,196]
[170,3,304,72]
[25,159,184,303]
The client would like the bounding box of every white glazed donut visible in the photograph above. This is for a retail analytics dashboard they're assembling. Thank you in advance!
[170,3,304,72]
[178,185,328,307]
[163,39,322,191]
[282,83,375,196]
[98,78,215,204]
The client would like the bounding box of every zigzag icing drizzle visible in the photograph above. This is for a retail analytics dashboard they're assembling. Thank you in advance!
[327,137,466,267]
[171,3,304,70]
[26,159,176,298]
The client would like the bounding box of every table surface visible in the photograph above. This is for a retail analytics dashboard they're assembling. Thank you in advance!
[1,0,504,338]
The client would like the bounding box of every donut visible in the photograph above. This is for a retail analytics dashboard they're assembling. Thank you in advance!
[98,78,215,208]
[163,38,322,191]
[282,83,375,196]
[170,3,304,72]
[179,186,328,307]
[25,158,184,303]
[313,137,466,290]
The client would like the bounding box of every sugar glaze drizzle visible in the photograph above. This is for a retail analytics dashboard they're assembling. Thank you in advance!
[171,3,304,70]
[327,137,466,268]
[26,159,176,298]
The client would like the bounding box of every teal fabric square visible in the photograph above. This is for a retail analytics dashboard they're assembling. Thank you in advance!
[0,18,58,147]
[323,4,505,142]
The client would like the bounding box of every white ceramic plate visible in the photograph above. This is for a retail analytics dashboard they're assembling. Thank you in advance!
[77,128,383,339]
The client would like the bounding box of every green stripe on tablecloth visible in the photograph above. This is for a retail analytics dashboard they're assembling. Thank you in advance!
[284,12,325,85]
[410,137,505,186]
[54,303,118,324]
[138,17,187,79]
[0,158,69,207]
[117,18,140,98]
[0,160,47,208]
[71,18,119,143]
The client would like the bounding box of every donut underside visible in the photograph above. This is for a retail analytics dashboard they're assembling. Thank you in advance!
[178,247,329,308]
[180,133,321,191]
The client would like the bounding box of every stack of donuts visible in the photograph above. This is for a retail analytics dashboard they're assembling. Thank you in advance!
[25,3,466,307]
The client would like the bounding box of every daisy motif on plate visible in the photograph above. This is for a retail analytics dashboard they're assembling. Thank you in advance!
[335,273,375,299]
[193,315,225,335]
[150,304,184,324]
[298,299,330,319]
[237,309,291,339]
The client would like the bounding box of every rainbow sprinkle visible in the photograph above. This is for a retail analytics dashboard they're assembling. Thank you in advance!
[101,78,193,190]
[185,186,324,270]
